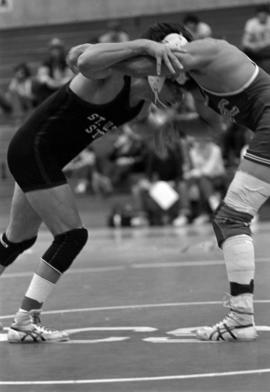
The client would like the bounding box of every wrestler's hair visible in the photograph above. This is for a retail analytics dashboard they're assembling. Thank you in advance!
[141,22,194,43]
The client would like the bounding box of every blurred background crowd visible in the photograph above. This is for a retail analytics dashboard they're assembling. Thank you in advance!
[0,1,269,228]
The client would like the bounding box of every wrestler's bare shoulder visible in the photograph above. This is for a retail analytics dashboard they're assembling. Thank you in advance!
[183,38,232,69]
[187,37,223,53]
[69,72,125,104]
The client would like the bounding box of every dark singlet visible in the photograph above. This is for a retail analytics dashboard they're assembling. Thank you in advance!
[197,65,270,166]
[198,65,270,131]
[7,75,144,191]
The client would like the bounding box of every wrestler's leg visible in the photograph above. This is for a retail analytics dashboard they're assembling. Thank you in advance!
[197,159,270,341]
[20,183,87,311]
[8,184,88,343]
[0,183,41,275]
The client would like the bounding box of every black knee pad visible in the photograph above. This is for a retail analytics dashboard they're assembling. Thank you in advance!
[212,202,253,248]
[42,227,88,273]
[0,233,37,267]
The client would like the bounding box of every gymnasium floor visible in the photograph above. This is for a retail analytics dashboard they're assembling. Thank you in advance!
[0,221,270,392]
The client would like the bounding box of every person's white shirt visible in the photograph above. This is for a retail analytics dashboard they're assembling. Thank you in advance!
[242,16,270,49]
[189,141,225,178]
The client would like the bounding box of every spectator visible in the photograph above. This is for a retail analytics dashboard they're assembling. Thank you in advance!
[98,21,130,43]
[64,147,112,196]
[183,14,212,39]
[185,137,226,224]
[131,118,189,226]
[6,62,36,116]
[108,123,146,191]
[34,37,73,105]
[222,123,250,183]
[239,129,259,231]
[242,5,270,73]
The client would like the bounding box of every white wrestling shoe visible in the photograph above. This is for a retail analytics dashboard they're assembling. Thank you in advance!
[196,294,257,342]
[8,310,69,343]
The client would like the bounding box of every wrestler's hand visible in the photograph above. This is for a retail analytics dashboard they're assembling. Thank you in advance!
[67,44,91,74]
[144,40,183,76]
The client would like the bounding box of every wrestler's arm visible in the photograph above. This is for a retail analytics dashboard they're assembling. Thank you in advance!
[113,55,176,77]
[67,44,91,73]
[113,40,215,77]
[70,39,183,79]
[173,38,221,70]
[113,38,219,76]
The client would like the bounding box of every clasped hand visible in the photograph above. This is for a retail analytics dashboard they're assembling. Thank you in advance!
[145,40,185,76]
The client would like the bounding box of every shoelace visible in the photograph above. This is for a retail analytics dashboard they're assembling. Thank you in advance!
[31,312,58,334]
[35,324,58,334]
[210,294,254,330]
[211,311,239,330]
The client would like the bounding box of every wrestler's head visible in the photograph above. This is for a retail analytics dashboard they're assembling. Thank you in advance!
[141,22,193,43]
[142,23,193,108]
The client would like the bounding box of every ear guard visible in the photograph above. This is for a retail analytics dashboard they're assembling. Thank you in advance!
[148,33,188,107]
[147,75,166,108]
[163,33,188,49]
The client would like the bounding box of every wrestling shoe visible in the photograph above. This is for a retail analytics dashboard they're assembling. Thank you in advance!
[8,310,69,343]
[196,294,257,342]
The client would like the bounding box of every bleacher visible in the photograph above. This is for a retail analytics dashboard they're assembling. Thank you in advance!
[0,4,258,91]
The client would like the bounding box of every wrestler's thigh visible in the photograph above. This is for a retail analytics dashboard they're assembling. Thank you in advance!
[240,159,270,183]
[6,183,42,242]
[25,184,82,235]
[243,127,270,182]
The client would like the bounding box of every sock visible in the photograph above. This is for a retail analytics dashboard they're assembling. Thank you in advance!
[222,234,255,314]
[229,293,254,315]
[223,234,255,286]
[20,260,61,312]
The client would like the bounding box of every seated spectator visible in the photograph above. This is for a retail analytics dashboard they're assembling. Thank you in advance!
[6,62,36,116]
[131,124,189,226]
[242,5,270,73]
[98,21,130,43]
[64,146,112,196]
[185,137,226,224]
[108,123,146,191]
[238,129,259,231]
[221,123,250,185]
[183,14,212,39]
[34,37,73,105]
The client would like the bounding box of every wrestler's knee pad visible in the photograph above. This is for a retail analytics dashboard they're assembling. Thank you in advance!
[212,202,253,248]
[213,170,270,248]
[42,228,88,274]
[0,233,37,267]
[225,170,270,216]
